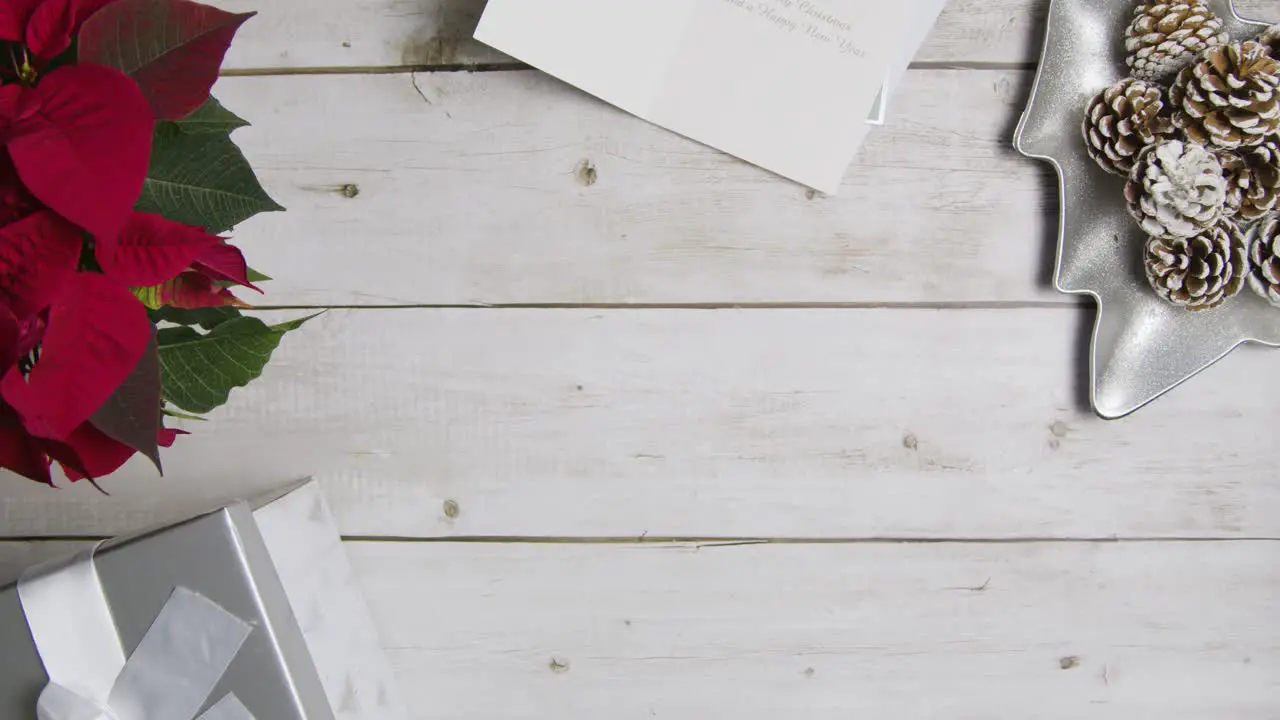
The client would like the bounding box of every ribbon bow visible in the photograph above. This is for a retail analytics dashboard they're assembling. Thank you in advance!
[18,548,257,720]
[37,684,251,720]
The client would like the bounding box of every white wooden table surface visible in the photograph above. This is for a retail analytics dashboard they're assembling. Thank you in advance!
[3,0,1279,717]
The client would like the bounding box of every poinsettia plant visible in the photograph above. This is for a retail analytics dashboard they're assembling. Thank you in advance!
[0,0,306,486]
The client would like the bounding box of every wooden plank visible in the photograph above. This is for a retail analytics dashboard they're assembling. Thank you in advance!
[348,540,1279,719]
[0,538,1272,716]
[217,69,1054,306]
[2,308,1275,539]
[220,0,1038,70]
[219,0,1278,71]
[0,541,90,586]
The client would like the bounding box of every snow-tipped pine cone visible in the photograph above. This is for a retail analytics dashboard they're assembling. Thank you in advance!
[1125,140,1228,238]
[1126,1,1229,83]
[1145,222,1248,310]
[1170,40,1280,149]
[1259,25,1280,58]
[1247,215,1280,307]
[1082,78,1175,176]
[1218,140,1280,220]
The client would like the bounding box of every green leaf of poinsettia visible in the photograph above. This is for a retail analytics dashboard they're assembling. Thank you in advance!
[149,305,242,331]
[137,125,283,233]
[163,407,207,422]
[89,330,163,471]
[171,96,249,135]
[156,326,201,345]
[158,314,318,414]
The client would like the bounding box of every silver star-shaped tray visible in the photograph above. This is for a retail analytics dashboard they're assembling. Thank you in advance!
[1014,0,1279,418]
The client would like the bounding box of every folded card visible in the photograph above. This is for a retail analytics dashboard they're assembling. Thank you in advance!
[475,0,927,193]
[868,0,949,125]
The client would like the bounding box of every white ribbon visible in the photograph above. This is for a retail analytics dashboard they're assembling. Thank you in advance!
[17,545,257,720]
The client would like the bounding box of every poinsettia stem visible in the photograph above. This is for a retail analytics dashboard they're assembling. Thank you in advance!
[19,47,33,85]
[6,45,31,85]
[4,46,37,86]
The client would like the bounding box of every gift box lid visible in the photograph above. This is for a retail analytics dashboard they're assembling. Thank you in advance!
[0,502,336,720]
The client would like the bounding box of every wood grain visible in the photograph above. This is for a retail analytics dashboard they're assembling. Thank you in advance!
[218,0,1278,72]
[354,540,1278,719]
[0,6,1270,716]
[212,3,1279,307]
[220,0,1039,70]
[0,541,91,586]
[3,309,1275,539]
[0,538,1271,716]
[216,68,1053,306]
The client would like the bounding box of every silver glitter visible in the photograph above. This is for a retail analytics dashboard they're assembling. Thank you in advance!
[1015,0,1279,419]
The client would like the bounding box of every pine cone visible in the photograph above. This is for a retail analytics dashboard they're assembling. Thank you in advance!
[1218,140,1280,220]
[1247,215,1280,307]
[1082,78,1175,176]
[1125,140,1228,238]
[1170,40,1280,149]
[1126,1,1228,83]
[1259,25,1280,58]
[1144,222,1247,310]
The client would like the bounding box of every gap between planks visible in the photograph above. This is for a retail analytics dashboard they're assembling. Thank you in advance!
[5,536,1278,544]
[246,302,1086,311]
[343,536,1280,545]
[221,62,527,76]
[219,60,1034,78]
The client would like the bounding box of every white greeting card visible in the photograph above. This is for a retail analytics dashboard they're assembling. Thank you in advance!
[868,0,949,125]
[475,0,931,193]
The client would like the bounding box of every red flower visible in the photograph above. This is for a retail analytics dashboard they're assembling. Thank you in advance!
[0,402,49,482]
[3,274,151,441]
[101,212,226,286]
[0,0,117,62]
[0,0,273,486]
[0,213,170,484]
[0,207,240,483]
[0,209,240,424]
[134,239,261,309]
[0,215,150,432]
[0,401,182,485]
[0,152,40,227]
[0,213,79,324]
[0,63,153,241]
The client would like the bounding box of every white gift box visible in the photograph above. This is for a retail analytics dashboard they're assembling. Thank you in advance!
[253,480,409,720]
[0,480,408,720]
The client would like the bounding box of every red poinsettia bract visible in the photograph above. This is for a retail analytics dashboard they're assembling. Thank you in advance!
[0,0,116,62]
[0,0,257,484]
